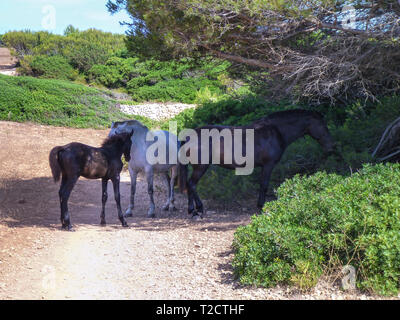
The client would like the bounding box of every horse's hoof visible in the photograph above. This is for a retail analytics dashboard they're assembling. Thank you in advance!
[62,223,73,230]
[162,205,169,211]
[122,222,129,228]
[125,208,133,217]
[147,213,155,218]
[171,206,178,212]
[100,222,107,226]
[192,214,202,221]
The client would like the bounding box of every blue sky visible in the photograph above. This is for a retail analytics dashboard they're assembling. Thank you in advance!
[0,0,132,34]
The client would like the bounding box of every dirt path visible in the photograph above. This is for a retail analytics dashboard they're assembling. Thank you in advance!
[0,48,17,76]
[0,121,388,300]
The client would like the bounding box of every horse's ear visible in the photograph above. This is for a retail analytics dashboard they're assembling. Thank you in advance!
[130,129,134,137]
[111,121,114,128]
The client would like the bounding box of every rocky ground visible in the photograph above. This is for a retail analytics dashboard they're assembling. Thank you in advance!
[119,102,196,121]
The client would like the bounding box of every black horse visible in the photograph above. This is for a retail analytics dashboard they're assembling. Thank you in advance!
[49,131,133,230]
[179,109,339,217]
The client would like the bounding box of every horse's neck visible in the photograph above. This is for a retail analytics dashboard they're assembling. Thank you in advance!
[102,144,124,160]
[273,119,308,147]
[131,128,148,150]
[128,128,149,165]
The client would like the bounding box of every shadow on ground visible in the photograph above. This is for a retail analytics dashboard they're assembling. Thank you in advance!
[0,175,256,231]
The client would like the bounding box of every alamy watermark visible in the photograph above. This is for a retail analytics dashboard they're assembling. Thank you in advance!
[144,121,255,175]
[41,4,56,31]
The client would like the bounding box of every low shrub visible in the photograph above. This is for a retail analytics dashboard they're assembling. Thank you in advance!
[0,74,154,129]
[232,163,400,296]
[2,28,126,73]
[19,55,78,81]
[87,57,231,103]
[86,57,139,88]
[129,78,224,103]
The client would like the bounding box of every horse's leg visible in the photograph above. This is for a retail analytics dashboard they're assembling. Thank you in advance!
[161,172,171,211]
[187,164,209,218]
[257,162,275,210]
[59,175,68,227]
[125,166,137,217]
[111,175,128,227]
[100,178,108,225]
[145,168,156,218]
[169,165,178,211]
[59,175,78,231]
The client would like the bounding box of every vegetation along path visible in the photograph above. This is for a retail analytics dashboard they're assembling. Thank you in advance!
[0,121,386,299]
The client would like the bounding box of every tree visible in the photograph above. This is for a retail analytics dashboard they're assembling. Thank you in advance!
[64,25,79,36]
[107,0,400,104]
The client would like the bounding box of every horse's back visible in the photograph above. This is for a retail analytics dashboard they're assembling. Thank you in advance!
[57,143,108,176]
[192,122,285,167]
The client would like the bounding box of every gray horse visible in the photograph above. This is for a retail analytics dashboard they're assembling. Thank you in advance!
[108,120,181,218]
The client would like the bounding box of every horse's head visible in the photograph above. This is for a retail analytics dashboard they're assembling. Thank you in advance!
[306,114,341,159]
[109,120,147,138]
[108,121,123,137]
[123,130,134,162]
[102,130,133,161]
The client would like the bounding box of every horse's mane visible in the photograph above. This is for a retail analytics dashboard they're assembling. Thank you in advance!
[113,119,147,130]
[101,133,130,148]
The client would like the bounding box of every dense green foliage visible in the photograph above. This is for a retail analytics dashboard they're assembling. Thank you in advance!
[0,74,154,129]
[233,163,400,296]
[3,29,233,103]
[2,28,126,73]
[87,57,229,103]
[20,55,78,80]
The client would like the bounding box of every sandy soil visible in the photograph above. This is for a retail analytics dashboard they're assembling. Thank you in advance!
[0,121,394,300]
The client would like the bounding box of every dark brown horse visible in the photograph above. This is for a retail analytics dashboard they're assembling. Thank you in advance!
[179,109,339,217]
[49,132,133,230]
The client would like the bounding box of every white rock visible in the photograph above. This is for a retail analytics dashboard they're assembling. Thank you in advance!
[119,102,196,121]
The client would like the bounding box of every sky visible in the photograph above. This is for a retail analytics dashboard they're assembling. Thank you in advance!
[0,0,132,35]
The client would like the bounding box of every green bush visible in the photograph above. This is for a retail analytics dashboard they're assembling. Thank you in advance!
[124,58,229,103]
[21,55,78,80]
[2,30,51,56]
[232,163,400,296]
[129,78,224,103]
[86,57,139,88]
[87,56,231,103]
[2,28,126,73]
[0,74,155,129]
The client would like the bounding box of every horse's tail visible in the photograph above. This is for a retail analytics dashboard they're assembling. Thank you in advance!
[178,162,188,193]
[49,146,63,183]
